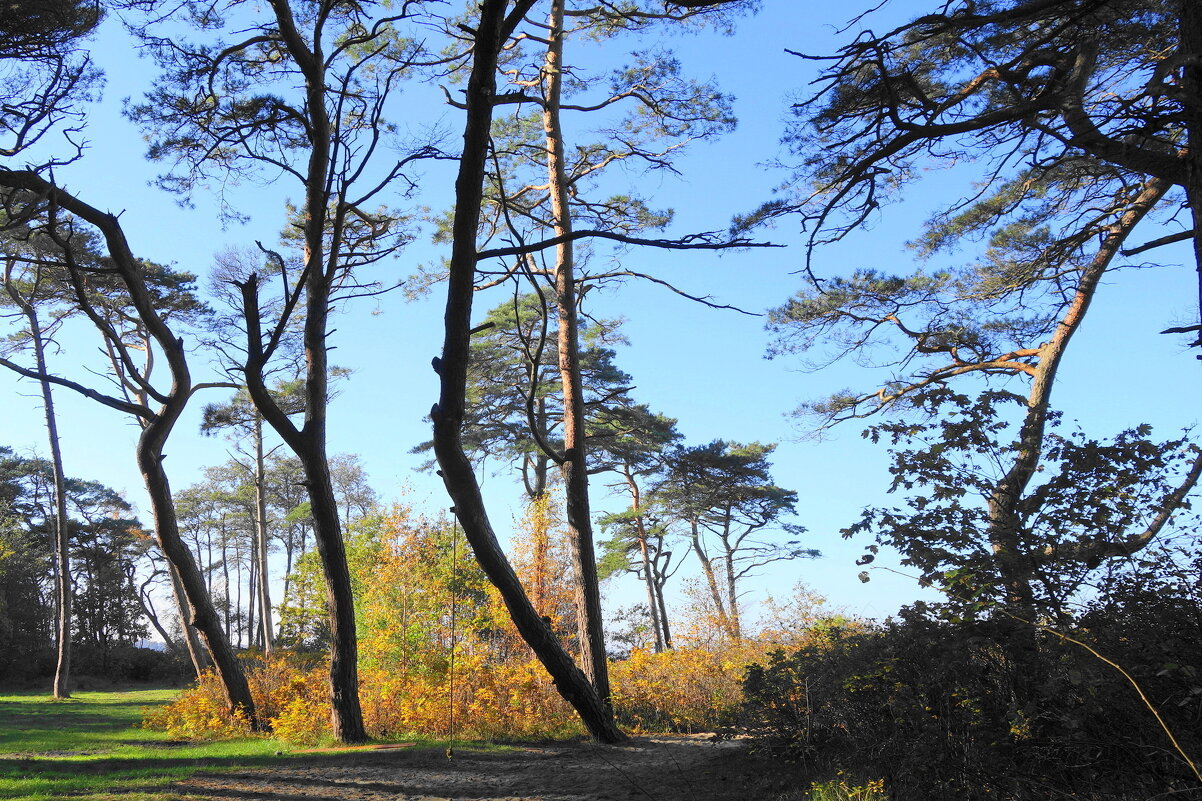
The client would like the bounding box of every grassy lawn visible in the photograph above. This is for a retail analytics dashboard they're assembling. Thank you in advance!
[0,687,291,800]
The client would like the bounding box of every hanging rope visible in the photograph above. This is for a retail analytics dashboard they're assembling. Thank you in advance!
[446,507,459,760]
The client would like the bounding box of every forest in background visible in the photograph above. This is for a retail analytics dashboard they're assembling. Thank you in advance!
[2,0,1201,798]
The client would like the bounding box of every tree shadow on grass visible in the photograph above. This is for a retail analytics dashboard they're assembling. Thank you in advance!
[0,693,176,753]
[0,753,299,799]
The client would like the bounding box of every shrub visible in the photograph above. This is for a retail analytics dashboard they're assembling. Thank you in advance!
[740,603,1202,801]
[359,654,579,741]
[610,645,751,732]
[142,669,252,740]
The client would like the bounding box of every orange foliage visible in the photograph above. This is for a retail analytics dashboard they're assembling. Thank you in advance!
[360,653,578,740]
[610,642,773,733]
[142,669,254,740]
[144,503,849,744]
[509,492,577,636]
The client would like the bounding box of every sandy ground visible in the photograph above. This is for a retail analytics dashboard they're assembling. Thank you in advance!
[170,735,796,801]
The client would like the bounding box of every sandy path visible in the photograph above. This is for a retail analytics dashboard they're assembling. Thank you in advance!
[170,735,792,801]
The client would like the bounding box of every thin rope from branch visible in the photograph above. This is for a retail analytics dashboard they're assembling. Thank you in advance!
[447,510,460,760]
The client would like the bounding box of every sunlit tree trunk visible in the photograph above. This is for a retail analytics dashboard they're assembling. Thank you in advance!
[624,471,664,652]
[24,304,73,696]
[689,520,735,641]
[254,418,274,655]
[541,0,611,703]
[167,561,209,677]
[988,179,1170,623]
[2,266,75,696]
[0,166,260,730]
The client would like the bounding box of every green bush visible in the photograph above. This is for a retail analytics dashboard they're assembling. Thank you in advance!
[741,597,1202,801]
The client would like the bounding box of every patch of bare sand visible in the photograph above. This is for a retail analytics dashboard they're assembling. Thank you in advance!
[170,734,797,801]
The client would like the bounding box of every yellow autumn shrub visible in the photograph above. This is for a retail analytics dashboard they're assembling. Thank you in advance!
[144,503,851,744]
[142,669,252,740]
[358,652,579,741]
[611,640,774,732]
[147,631,831,743]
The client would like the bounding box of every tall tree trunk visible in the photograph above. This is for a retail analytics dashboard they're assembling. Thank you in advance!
[239,273,366,740]
[625,471,664,653]
[540,0,611,703]
[167,561,209,677]
[20,304,73,698]
[236,0,367,742]
[139,413,262,730]
[2,269,75,696]
[689,520,734,640]
[255,423,273,653]
[1181,0,1202,359]
[0,168,259,728]
[430,0,623,743]
[984,178,1169,690]
[987,178,1169,619]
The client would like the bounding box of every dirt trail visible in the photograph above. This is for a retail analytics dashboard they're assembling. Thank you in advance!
[171,734,793,801]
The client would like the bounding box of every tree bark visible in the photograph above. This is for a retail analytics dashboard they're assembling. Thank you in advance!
[2,266,74,696]
[23,303,73,697]
[0,168,260,728]
[430,0,623,744]
[253,418,273,655]
[540,0,611,702]
[625,471,664,652]
[222,0,369,743]
[689,520,734,641]
[140,420,259,727]
[986,177,1170,619]
[167,560,209,677]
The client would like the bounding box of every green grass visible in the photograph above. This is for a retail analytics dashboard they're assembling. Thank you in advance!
[0,688,291,800]
[0,688,537,800]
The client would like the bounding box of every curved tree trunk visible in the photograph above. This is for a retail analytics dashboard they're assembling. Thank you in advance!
[430,0,623,744]
[982,178,1170,690]
[138,392,262,730]
[228,0,369,743]
[0,162,261,730]
[986,177,1170,620]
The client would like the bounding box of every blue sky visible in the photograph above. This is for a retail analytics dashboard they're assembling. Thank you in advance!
[3,1,1199,625]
